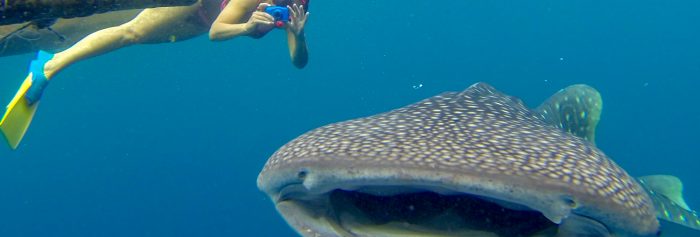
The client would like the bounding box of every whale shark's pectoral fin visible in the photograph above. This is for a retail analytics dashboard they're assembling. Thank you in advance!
[638,175,700,231]
[639,175,690,210]
[535,84,602,144]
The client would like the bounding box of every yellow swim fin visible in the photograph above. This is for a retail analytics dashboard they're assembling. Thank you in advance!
[0,75,40,149]
[0,50,53,149]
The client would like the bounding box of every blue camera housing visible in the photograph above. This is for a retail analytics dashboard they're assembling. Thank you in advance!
[264,6,290,22]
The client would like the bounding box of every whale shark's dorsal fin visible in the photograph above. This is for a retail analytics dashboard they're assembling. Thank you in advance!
[638,175,700,231]
[534,85,700,232]
[535,84,602,144]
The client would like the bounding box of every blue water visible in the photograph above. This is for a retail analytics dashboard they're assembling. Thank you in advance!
[0,1,698,236]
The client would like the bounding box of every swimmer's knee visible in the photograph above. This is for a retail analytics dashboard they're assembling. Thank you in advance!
[119,26,145,44]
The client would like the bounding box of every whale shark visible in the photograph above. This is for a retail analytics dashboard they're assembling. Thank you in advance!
[258,82,698,236]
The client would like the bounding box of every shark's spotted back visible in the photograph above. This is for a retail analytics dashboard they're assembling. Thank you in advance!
[259,83,660,236]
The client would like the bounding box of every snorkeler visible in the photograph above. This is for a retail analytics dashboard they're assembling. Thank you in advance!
[0,0,310,149]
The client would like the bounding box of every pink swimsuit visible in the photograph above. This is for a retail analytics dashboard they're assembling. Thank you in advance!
[220,0,230,10]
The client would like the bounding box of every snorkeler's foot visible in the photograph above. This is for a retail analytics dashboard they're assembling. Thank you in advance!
[25,50,54,104]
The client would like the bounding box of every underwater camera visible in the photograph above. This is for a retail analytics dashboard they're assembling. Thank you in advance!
[264,6,289,28]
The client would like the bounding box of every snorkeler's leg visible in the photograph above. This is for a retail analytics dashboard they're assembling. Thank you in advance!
[42,4,205,79]
[0,4,208,149]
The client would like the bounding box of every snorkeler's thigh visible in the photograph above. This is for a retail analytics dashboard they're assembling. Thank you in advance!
[123,5,207,44]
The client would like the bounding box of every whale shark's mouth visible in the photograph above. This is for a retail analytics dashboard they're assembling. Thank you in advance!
[276,185,557,237]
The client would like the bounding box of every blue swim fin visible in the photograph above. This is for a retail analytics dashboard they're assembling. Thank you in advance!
[0,51,53,149]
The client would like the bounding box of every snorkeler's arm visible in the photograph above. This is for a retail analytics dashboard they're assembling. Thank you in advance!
[209,0,272,41]
[287,29,308,68]
[286,4,309,68]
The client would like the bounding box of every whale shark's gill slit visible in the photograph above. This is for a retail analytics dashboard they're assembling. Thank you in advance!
[326,189,556,236]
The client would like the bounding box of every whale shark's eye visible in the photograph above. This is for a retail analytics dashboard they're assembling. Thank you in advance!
[297,170,307,180]
[563,196,577,208]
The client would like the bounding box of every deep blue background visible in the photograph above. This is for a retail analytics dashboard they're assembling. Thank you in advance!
[0,0,698,236]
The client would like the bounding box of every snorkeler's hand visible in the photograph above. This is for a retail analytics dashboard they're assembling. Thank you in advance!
[244,8,274,34]
[256,2,271,11]
[287,4,308,36]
